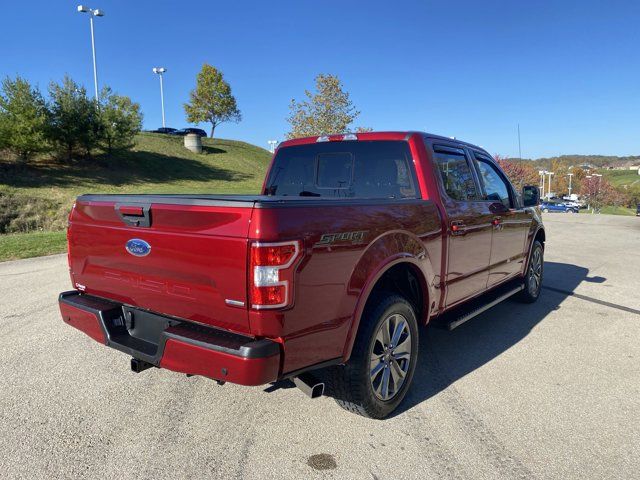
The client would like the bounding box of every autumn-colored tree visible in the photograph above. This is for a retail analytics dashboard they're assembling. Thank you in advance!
[494,155,540,190]
[287,74,366,138]
[580,175,622,211]
[567,167,586,195]
[184,64,241,138]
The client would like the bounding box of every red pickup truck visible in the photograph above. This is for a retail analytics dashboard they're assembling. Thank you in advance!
[59,131,544,418]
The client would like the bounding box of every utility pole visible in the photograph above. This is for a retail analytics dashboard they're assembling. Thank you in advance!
[77,5,105,100]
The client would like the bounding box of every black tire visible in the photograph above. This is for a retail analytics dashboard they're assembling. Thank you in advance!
[542,208,549,213]
[516,240,544,303]
[325,293,419,419]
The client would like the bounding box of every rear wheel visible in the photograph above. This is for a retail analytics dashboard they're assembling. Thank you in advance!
[326,293,419,419]
[516,240,544,303]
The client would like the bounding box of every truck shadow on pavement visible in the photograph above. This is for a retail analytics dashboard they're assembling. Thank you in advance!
[395,261,603,416]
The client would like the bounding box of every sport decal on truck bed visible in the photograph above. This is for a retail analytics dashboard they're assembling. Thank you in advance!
[315,231,368,246]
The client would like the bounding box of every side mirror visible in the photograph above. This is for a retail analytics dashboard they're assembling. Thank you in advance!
[523,185,540,207]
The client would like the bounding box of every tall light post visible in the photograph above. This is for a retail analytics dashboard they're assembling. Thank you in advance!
[539,170,546,198]
[567,173,574,197]
[547,171,555,198]
[152,67,167,128]
[77,5,104,100]
[267,140,278,154]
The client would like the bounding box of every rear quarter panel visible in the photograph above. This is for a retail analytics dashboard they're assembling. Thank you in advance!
[249,200,443,374]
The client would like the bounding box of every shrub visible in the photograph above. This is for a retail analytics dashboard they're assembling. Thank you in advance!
[0,76,49,162]
[0,192,63,233]
[47,76,100,159]
[99,87,143,154]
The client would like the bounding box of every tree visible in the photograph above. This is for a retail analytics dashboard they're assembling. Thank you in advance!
[0,76,49,161]
[493,155,539,190]
[286,74,364,138]
[580,175,619,211]
[184,64,241,138]
[47,76,99,159]
[98,87,143,154]
[567,166,586,195]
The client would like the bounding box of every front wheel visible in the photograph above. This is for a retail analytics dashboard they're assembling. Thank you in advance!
[516,240,544,303]
[542,208,549,213]
[326,293,419,419]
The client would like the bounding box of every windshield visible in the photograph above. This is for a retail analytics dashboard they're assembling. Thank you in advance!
[264,141,419,198]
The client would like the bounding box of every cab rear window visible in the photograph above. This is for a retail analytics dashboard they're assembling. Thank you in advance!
[264,141,419,198]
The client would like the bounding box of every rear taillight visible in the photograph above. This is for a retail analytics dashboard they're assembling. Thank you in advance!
[249,241,301,309]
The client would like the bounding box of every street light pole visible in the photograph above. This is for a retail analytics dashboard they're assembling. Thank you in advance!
[89,14,98,99]
[77,6,105,100]
[567,173,574,197]
[267,140,278,154]
[547,171,555,198]
[539,170,546,199]
[153,67,167,128]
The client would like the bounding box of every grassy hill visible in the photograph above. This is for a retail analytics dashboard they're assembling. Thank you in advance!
[599,169,640,188]
[527,154,640,169]
[0,133,272,260]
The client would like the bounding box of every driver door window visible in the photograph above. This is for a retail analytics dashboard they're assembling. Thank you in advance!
[474,157,512,209]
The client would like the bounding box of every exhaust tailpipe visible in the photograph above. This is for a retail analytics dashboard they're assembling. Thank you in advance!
[293,374,324,399]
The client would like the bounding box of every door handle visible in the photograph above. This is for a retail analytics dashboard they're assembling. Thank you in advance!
[115,204,152,228]
[450,220,467,236]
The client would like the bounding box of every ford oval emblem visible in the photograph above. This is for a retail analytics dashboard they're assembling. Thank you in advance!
[125,238,151,257]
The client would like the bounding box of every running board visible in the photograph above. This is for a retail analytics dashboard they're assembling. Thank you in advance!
[446,285,524,331]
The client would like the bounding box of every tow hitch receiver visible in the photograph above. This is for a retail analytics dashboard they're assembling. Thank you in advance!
[131,357,154,373]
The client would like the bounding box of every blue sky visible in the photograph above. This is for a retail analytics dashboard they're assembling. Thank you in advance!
[1,0,639,158]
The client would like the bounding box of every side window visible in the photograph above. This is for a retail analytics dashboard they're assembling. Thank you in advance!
[474,158,512,208]
[434,149,479,201]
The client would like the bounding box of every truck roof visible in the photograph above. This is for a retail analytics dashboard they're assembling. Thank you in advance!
[278,131,491,157]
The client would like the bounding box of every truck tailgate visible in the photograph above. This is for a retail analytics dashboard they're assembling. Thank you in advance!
[68,195,257,335]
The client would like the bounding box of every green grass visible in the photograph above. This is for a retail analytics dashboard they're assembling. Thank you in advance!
[0,230,67,262]
[600,169,640,188]
[1,132,271,202]
[599,205,636,216]
[0,132,272,261]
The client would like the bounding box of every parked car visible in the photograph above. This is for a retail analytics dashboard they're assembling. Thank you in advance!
[541,201,578,213]
[149,127,177,134]
[170,128,207,137]
[562,200,583,209]
[59,131,545,419]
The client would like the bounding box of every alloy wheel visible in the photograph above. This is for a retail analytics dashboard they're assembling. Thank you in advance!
[528,247,543,295]
[369,313,412,401]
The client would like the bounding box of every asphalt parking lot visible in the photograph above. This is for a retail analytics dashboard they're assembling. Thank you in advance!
[1,213,639,480]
